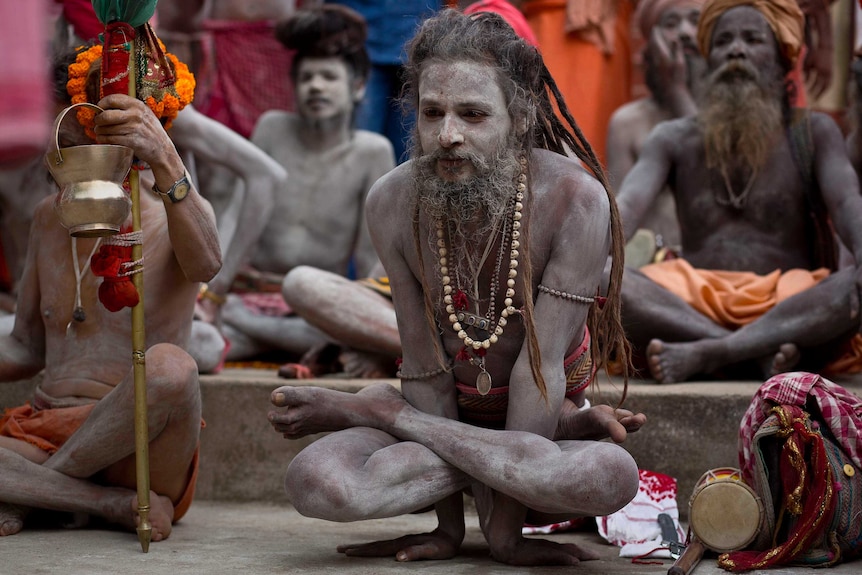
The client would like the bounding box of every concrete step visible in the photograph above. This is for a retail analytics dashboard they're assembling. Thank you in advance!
[2,369,861,522]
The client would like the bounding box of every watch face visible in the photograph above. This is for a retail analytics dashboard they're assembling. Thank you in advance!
[171,179,190,202]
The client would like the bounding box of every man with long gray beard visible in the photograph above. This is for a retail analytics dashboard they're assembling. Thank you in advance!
[268,10,646,567]
[615,0,862,384]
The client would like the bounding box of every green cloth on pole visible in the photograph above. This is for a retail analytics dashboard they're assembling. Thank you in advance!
[90,0,157,27]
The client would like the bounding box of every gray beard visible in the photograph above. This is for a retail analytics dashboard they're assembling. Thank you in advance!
[411,144,522,283]
[412,146,520,236]
[698,60,784,174]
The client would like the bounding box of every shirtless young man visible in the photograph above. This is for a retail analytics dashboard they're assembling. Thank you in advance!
[220,5,395,362]
[615,0,862,384]
[0,63,222,537]
[269,10,645,566]
[606,0,706,263]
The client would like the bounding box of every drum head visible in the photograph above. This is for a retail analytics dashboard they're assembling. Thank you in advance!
[690,481,762,552]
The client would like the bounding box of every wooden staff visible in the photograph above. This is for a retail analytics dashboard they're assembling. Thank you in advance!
[128,50,152,554]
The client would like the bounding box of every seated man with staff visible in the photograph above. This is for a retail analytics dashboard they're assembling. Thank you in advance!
[0,36,221,540]
[269,10,645,566]
[615,0,862,383]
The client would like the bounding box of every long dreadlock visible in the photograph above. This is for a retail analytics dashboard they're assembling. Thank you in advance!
[402,9,630,401]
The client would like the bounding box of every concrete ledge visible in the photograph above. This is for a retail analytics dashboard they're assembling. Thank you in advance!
[3,369,860,520]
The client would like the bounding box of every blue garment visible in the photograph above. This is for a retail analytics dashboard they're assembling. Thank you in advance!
[356,64,413,163]
[329,0,441,64]
[326,1,440,163]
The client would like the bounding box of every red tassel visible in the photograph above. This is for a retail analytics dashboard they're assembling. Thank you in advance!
[453,289,468,311]
[90,232,140,312]
[98,275,140,312]
[456,347,471,362]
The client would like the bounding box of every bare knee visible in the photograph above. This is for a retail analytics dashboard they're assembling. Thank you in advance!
[145,343,199,408]
[285,448,367,522]
[282,266,324,311]
[582,445,639,516]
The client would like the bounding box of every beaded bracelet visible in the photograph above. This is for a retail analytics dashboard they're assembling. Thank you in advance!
[537,284,596,304]
[396,362,453,380]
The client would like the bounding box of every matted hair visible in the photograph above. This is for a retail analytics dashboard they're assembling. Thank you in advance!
[275,4,371,84]
[402,9,630,400]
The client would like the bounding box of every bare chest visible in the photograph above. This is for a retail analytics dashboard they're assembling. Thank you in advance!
[671,140,813,267]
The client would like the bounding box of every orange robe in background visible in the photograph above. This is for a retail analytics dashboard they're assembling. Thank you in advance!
[523,0,635,166]
[641,259,862,374]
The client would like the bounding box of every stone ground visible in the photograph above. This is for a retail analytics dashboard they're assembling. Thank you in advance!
[5,501,861,575]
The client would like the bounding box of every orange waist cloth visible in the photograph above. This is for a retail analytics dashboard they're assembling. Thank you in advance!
[523,0,634,164]
[0,391,201,522]
[641,258,830,329]
[641,259,862,373]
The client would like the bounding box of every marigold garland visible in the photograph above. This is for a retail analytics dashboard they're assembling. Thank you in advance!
[66,41,195,140]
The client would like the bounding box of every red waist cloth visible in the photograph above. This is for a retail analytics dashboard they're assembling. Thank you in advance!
[457,327,594,426]
[0,387,201,522]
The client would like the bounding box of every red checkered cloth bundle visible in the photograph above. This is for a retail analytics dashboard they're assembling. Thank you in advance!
[737,371,862,486]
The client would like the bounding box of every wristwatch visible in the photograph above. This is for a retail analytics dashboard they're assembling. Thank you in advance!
[152,171,191,203]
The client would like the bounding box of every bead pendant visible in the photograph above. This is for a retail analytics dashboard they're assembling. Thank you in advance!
[476,370,492,396]
[72,306,86,322]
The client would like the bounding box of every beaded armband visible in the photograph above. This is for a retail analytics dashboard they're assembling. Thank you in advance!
[537,284,596,304]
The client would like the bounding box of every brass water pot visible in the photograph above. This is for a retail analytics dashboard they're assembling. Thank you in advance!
[46,103,133,237]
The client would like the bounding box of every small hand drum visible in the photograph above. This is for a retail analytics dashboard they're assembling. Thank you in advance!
[689,467,763,553]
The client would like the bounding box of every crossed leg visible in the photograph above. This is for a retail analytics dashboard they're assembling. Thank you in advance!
[645,268,860,383]
[0,343,201,540]
[270,384,639,538]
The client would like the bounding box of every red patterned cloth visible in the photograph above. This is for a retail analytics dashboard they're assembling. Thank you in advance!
[456,328,594,426]
[194,20,295,138]
[0,0,50,165]
[737,371,862,486]
[597,469,684,558]
[239,292,292,317]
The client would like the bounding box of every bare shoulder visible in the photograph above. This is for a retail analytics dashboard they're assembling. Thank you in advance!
[250,110,296,147]
[530,149,608,210]
[808,110,845,142]
[366,162,414,255]
[353,129,396,157]
[608,98,658,133]
[366,161,412,214]
[647,115,696,144]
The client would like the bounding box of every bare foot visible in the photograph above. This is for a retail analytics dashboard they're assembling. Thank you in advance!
[555,401,646,443]
[129,492,174,542]
[0,503,28,536]
[269,382,405,438]
[770,343,800,376]
[646,339,713,384]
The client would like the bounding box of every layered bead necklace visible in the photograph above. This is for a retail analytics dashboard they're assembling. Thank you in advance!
[438,156,526,395]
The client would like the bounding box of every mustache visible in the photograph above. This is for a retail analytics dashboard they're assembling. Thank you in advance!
[424,148,488,167]
[710,59,759,83]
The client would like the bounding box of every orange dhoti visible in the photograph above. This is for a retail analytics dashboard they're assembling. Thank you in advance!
[641,259,862,373]
[523,0,635,165]
[0,386,201,522]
